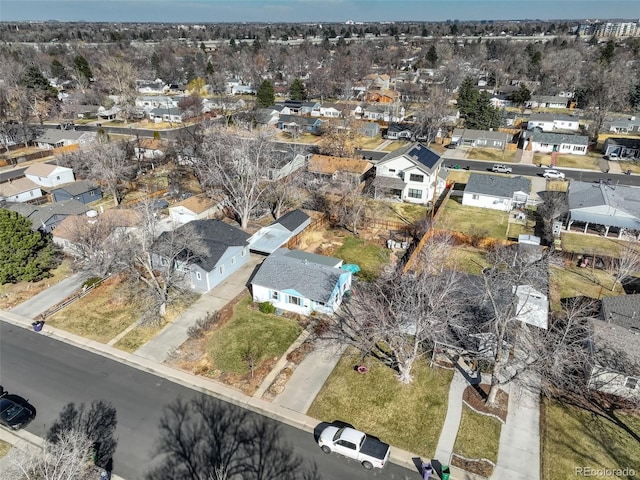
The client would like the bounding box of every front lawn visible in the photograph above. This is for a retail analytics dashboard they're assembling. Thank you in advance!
[453,405,501,463]
[542,399,640,480]
[435,199,509,239]
[48,275,145,343]
[335,236,390,281]
[206,295,302,376]
[467,148,517,163]
[0,259,73,310]
[307,351,453,457]
[534,153,601,170]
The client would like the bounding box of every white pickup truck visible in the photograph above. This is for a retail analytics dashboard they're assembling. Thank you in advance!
[318,425,391,470]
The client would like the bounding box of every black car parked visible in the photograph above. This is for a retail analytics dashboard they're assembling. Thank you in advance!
[0,388,36,430]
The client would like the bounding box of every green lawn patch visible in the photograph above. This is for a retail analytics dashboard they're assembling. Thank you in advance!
[206,295,302,375]
[335,236,390,281]
[550,266,623,306]
[560,232,627,256]
[308,351,453,457]
[48,276,145,343]
[506,220,536,240]
[388,202,429,224]
[435,199,509,239]
[467,148,516,163]
[542,399,640,480]
[453,405,501,463]
[382,141,407,152]
[451,246,489,274]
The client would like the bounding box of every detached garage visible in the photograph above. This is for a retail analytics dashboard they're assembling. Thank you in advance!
[168,194,227,225]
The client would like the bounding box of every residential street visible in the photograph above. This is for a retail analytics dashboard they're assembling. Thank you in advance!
[0,320,418,480]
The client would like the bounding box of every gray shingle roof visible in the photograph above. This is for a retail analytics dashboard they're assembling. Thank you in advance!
[379,142,442,172]
[154,219,250,272]
[52,180,100,197]
[523,131,589,146]
[278,114,320,127]
[35,129,87,144]
[601,294,640,331]
[6,199,90,229]
[605,137,640,148]
[529,113,577,122]
[251,249,348,303]
[273,209,310,232]
[283,249,341,267]
[452,128,511,142]
[465,173,531,198]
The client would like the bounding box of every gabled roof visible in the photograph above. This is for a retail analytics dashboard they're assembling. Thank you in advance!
[273,209,310,232]
[52,180,100,196]
[35,130,87,144]
[465,174,531,198]
[567,181,640,230]
[452,128,511,142]
[388,122,415,133]
[169,194,224,214]
[6,199,89,229]
[25,163,72,177]
[605,137,640,148]
[529,113,578,123]
[251,248,348,303]
[308,154,372,176]
[155,219,250,272]
[278,114,321,127]
[523,131,589,146]
[378,142,442,173]
[0,178,41,196]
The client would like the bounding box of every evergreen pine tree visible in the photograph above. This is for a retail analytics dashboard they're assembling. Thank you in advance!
[256,79,275,108]
[289,78,306,101]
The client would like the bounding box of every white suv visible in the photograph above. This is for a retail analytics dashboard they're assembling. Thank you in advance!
[492,164,512,174]
[543,169,566,179]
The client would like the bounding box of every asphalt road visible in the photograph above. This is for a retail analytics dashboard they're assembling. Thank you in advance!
[0,322,418,480]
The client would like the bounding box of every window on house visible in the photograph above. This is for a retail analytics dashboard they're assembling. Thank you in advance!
[493,141,502,146]
[408,188,422,199]
[242,247,247,256]
[219,265,224,275]
[196,272,202,280]
[271,291,279,301]
[541,143,549,147]
[388,168,396,173]
[472,194,479,200]
[56,176,60,180]
[160,258,168,266]
[90,191,95,196]
[30,191,34,196]
[231,257,236,264]
[288,295,301,306]
[409,174,424,183]
[625,377,638,389]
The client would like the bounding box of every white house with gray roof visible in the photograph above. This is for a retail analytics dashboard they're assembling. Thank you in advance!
[248,209,311,255]
[462,174,531,211]
[372,142,446,205]
[34,129,95,149]
[522,131,589,155]
[451,128,512,150]
[251,248,352,316]
[527,113,580,132]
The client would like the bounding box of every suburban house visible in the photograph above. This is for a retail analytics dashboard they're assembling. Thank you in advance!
[307,154,373,190]
[51,180,102,204]
[372,142,446,205]
[609,117,640,134]
[462,174,531,211]
[526,95,569,109]
[364,88,399,104]
[386,123,415,140]
[603,137,640,160]
[359,104,405,122]
[566,181,640,238]
[168,194,227,225]
[521,131,589,155]
[276,115,322,134]
[136,79,169,94]
[365,73,391,90]
[318,103,343,118]
[254,108,281,127]
[267,151,309,181]
[248,209,311,255]
[0,178,43,203]
[451,128,512,150]
[527,113,580,132]
[34,130,95,150]
[489,94,512,108]
[5,199,90,232]
[135,95,176,110]
[25,164,75,188]
[134,138,168,159]
[359,122,381,138]
[514,284,549,329]
[226,80,256,95]
[150,107,184,124]
[251,248,352,316]
[152,219,251,293]
[587,295,640,400]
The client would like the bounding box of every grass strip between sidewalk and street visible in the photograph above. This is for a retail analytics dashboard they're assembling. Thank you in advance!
[0,439,11,458]
[453,405,501,463]
[307,350,453,458]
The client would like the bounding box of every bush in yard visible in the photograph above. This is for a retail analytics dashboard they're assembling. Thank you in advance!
[0,208,56,284]
[258,301,276,314]
[187,311,220,339]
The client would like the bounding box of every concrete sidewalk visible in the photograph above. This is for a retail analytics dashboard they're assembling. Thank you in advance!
[434,370,467,466]
[9,272,89,319]
[272,340,346,414]
[134,254,263,363]
[492,380,541,480]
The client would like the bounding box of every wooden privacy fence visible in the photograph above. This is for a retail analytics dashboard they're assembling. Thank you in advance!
[40,274,112,320]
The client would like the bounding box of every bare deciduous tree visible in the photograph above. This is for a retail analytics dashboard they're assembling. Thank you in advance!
[97,55,138,123]
[324,233,463,383]
[316,118,361,158]
[537,191,568,245]
[611,241,640,291]
[191,126,277,228]
[413,85,454,144]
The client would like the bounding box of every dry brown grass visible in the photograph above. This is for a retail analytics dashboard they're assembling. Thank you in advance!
[0,259,73,310]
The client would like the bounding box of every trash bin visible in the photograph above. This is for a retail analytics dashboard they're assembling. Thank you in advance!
[441,465,450,480]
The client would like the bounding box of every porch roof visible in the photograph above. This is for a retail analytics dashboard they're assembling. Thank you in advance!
[373,175,406,190]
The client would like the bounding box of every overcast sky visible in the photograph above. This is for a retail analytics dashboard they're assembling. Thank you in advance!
[0,0,638,23]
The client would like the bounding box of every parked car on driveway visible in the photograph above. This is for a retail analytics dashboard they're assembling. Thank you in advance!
[0,391,35,430]
[491,164,512,174]
[318,425,390,469]
[543,169,566,179]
